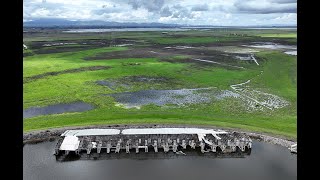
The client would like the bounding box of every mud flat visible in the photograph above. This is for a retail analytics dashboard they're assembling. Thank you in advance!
[23,101,94,119]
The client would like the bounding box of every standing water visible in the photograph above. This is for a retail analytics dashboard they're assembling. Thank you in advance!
[24,140,296,180]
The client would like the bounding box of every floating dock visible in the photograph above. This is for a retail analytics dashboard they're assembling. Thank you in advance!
[54,128,252,158]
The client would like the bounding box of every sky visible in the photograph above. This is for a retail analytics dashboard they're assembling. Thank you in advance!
[23,0,297,26]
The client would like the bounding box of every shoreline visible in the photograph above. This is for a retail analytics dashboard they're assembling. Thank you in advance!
[23,124,296,149]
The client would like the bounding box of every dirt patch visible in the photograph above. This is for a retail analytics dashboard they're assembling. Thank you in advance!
[33,46,99,54]
[27,38,145,54]
[24,66,111,83]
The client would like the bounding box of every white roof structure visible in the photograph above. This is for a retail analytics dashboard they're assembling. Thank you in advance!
[121,128,227,135]
[59,128,229,151]
[59,136,80,151]
[122,128,227,141]
[61,129,121,136]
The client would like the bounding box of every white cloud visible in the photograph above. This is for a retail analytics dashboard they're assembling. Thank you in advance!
[23,0,297,26]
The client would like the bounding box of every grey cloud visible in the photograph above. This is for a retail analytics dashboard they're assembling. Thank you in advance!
[128,0,165,12]
[269,0,297,3]
[159,5,193,19]
[191,4,209,11]
[160,6,172,17]
[234,0,296,14]
[92,6,122,15]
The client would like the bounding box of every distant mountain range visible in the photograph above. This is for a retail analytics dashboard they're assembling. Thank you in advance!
[23,18,180,28]
[23,18,297,29]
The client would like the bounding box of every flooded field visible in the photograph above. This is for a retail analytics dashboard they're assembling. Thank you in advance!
[23,102,94,118]
[23,28,297,138]
[23,140,297,180]
[64,28,191,33]
[107,88,218,108]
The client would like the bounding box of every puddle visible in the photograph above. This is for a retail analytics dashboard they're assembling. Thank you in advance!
[235,55,252,61]
[164,46,194,50]
[284,51,297,56]
[244,42,296,50]
[107,88,222,108]
[23,102,94,119]
[43,42,78,47]
[234,54,259,65]
[115,44,134,47]
[96,80,119,90]
[208,46,259,54]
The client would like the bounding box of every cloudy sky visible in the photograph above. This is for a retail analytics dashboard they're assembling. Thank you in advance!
[23,0,297,26]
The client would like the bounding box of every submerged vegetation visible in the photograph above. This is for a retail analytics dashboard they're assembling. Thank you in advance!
[23,28,297,139]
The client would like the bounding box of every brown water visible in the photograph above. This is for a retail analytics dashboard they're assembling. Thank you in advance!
[23,140,296,180]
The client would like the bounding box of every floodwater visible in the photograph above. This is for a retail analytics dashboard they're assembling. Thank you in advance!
[107,88,224,108]
[23,140,297,180]
[23,102,94,118]
[64,28,191,33]
[244,42,296,50]
[284,51,297,56]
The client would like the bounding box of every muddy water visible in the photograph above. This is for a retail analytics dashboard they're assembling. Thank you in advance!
[23,140,297,180]
[23,102,94,119]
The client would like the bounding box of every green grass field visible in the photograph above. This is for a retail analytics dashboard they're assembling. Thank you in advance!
[23,29,297,139]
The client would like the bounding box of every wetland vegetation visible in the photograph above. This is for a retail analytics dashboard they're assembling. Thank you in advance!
[23,28,296,139]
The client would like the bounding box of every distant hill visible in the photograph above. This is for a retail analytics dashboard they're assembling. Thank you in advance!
[23,18,296,29]
[23,18,181,28]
